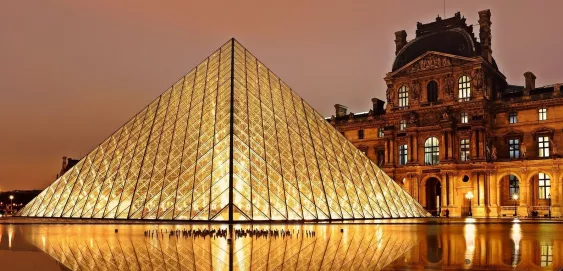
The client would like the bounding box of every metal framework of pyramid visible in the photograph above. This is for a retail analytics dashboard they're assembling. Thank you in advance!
[18,39,428,221]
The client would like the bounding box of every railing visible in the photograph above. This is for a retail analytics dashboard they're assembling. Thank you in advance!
[500,206,517,211]
[531,206,550,211]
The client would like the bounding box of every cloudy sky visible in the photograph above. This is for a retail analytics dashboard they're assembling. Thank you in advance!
[1,0,562,190]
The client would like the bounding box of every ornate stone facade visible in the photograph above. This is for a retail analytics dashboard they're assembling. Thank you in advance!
[330,10,563,218]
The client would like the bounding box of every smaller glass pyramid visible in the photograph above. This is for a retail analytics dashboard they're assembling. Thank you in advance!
[17,39,428,221]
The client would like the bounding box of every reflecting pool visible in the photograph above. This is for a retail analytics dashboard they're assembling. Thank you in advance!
[1,220,562,270]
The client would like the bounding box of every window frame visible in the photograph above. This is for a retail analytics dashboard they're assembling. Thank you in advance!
[509,111,518,124]
[424,137,440,165]
[509,174,519,196]
[427,80,439,103]
[509,138,520,159]
[378,127,384,138]
[539,107,547,121]
[458,75,471,102]
[398,85,409,108]
[400,119,407,130]
[460,112,468,124]
[538,136,550,158]
[399,144,408,165]
[460,138,470,161]
[538,172,551,199]
[540,245,553,267]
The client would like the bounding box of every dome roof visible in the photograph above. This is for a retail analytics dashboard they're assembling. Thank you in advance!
[392,28,479,71]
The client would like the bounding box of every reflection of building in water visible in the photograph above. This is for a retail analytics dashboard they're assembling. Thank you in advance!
[385,224,563,270]
[330,9,563,218]
[27,225,417,270]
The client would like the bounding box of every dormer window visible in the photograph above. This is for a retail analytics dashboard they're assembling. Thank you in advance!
[427,81,438,103]
[398,86,409,108]
[458,75,471,101]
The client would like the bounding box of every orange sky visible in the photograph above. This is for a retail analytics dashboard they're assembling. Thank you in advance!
[1,0,562,190]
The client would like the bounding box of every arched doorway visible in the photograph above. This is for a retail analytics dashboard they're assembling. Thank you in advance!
[426,177,441,216]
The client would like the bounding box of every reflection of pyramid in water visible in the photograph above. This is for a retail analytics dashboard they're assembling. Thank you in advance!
[27,225,417,270]
[18,39,428,221]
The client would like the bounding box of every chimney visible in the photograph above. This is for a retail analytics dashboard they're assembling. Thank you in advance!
[524,72,536,92]
[478,9,492,63]
[334,104,348,117]
[394,30,407,55]
[371,98,385,115]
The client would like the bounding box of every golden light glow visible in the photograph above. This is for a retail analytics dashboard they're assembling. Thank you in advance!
[17,39,427,221]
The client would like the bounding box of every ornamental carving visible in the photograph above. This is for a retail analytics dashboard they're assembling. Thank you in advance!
[444,74,455,95]
[410,80,420,100]
[471,69,484,89]
[407,55,451,73]
[386,84,394,103]
[419,111,442,126]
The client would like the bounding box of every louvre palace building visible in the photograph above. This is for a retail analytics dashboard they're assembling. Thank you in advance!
[330,10,563,218]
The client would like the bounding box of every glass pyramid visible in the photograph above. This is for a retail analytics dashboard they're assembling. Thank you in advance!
[17,39,428,221]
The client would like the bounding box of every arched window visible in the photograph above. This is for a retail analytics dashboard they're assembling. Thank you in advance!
[427,80,438,103]
[538,173,551,199]
[398,85,409,108]
[458,75,471,101]
[424,137,440,165]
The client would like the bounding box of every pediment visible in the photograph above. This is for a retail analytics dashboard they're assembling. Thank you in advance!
[388,51,479,78]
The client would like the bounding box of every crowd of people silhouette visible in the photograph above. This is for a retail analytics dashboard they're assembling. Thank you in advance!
[142,228,317,239]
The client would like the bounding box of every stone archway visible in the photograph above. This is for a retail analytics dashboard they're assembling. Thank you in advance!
[425,177,442,216]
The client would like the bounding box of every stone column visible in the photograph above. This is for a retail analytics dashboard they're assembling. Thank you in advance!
[440,131,447,161]
[409,134,414,162]
[448,131,454,161]
[384,138,390,165]
[480,129,487,159]
[413,135,419,163]
[518,171,530,216]
[471,129,477,159]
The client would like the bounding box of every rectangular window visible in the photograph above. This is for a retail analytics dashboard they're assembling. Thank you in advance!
[358,129,364,140]
[541,245,553,267]
[460,139,470,161]
[378,128,384,138]
[509,112,518,124]
[539,173,551,199]
[539,108,547,121]
[509,138,520,159]
[461,112,468,124]
[398,86,409,108]
[538,136,550,158]
[399,144,408,165]
[509,175,519,196]
[400,120,406,130]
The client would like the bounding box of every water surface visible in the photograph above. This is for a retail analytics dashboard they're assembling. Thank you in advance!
[0,220,561,270]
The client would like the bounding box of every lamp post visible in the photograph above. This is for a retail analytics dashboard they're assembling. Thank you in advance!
[512,193,519,217]
[465,191,474,217]
[9,195,14,214]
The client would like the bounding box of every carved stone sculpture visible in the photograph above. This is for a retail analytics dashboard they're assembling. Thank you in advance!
[444,74,455,95]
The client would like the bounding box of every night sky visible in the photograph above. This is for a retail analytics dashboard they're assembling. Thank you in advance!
[1,0,562,190]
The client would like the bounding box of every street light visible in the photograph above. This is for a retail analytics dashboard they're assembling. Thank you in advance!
[465,191,474,217]
[9,195,14,214]
[512,193,519,217]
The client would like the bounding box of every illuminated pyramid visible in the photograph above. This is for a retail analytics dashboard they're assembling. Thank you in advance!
[18,39,428,221]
